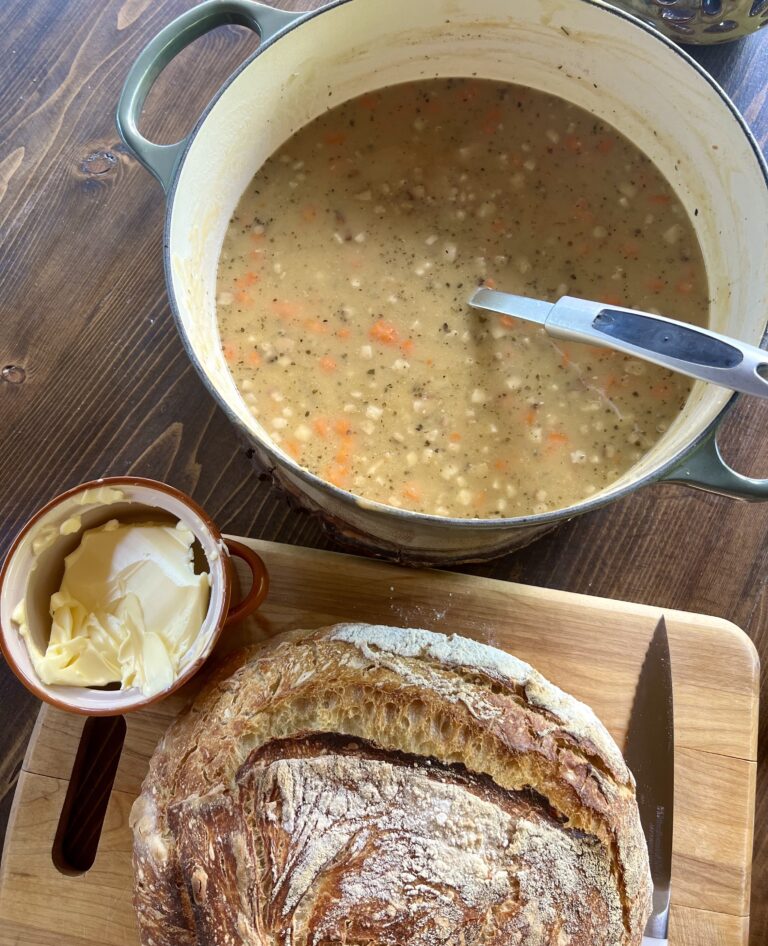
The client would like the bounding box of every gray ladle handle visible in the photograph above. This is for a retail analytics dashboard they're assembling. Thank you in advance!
[547,297,768,399]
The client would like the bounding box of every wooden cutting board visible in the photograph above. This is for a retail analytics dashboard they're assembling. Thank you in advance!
[0,537,758,946]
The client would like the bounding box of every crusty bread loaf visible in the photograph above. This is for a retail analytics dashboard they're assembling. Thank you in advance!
[131,624,652,945]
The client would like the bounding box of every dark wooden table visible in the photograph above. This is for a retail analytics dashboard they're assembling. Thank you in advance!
[1,0,766,939]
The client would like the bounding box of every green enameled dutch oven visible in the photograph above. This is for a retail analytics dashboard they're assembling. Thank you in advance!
[116,0,768,564]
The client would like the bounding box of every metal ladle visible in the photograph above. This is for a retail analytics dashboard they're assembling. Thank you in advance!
[470,288,768,398]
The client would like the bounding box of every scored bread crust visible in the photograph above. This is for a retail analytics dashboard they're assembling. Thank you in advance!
[131,623,652,945]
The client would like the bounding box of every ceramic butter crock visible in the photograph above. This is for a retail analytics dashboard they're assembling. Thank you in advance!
[0,477,268,714]
[117,0,768,564]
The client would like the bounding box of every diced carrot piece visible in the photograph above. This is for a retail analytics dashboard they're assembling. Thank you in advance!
[313,417,330,438]
[402,483,422,501]
[481,106,503,135]
[301,205,318,222]
[283,438,301,460]
[337,327,351,340]
[649,193,672,205]
[271,300,302,319]
[650,382,672,398]
[236,271,259,288]
[223,343,237,363]
[490,218,506,233]
[324,131,346,146]
[596,136,615,155]
[620,240,640,260]
[547,431,569,444]
[359,93,379,110]
[334,419,352,436]
[246,350,262,367]
[493,457,509,472]
[646,277,666,294]
[369,319,400,344]
[336,441,352,464]
[320,355,337,372]
[676,278,694,295]
[449,432,462,443]
[400,338,414,356]
[483,277,497,289]
[324,463,350,487]
[561,350,571,368]
[600,292,623,306]
[525,409,536,426]
[500,315,521,329]
[234,288,253,307]
[564,134,583,154]
[305,319,328,334]
[249,231,265,245]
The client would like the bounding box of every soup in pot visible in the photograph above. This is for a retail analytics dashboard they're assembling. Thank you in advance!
[217,79,708,517]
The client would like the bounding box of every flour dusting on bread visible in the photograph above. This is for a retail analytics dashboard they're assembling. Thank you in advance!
[329,622,628,779]
[131,623,652,946]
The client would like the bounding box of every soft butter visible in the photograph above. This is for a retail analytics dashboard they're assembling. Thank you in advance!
[14,519,210,697]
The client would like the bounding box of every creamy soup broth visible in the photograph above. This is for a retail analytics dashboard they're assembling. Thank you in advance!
[217,79,708,518]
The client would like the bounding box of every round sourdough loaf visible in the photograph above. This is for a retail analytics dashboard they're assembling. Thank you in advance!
[131,624,652,945]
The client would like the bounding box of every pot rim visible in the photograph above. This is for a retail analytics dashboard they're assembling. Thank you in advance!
[162,0,768,531]
[0,475,234,715]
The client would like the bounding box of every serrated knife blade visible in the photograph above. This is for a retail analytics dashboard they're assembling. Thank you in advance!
[624,616,674,945]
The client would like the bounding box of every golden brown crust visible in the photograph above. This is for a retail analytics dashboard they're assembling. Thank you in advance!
[131,624,652,945]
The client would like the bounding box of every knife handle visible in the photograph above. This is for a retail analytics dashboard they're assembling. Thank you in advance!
[546,296,768,399]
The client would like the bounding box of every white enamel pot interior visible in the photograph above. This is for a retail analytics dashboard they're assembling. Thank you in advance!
[116,0,768,564]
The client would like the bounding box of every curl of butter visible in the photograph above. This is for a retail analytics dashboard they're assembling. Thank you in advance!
[15,519,210,697]
[30,487,126,556]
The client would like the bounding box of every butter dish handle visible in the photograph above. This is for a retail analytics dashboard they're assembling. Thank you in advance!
[224,539,269,625]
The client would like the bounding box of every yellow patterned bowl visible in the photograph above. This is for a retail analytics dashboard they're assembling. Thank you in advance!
[607,0,768,43]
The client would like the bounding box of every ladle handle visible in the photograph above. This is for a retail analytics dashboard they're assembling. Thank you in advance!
[550,299,768,501]
[547,296,768,399]
[116,0,301,192]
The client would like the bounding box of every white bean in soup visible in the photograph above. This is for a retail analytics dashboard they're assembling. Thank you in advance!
[217,79,708,518]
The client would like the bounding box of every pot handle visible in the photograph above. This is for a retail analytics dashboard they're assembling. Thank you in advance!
[660,426,768,501]
[116,0,302,192]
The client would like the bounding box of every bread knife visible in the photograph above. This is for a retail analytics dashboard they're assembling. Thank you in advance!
[469,288,768,398]
[624,616,674,945]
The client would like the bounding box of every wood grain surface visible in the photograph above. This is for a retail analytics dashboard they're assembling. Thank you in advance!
[0,540,759,945]
[0,0,766,940]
